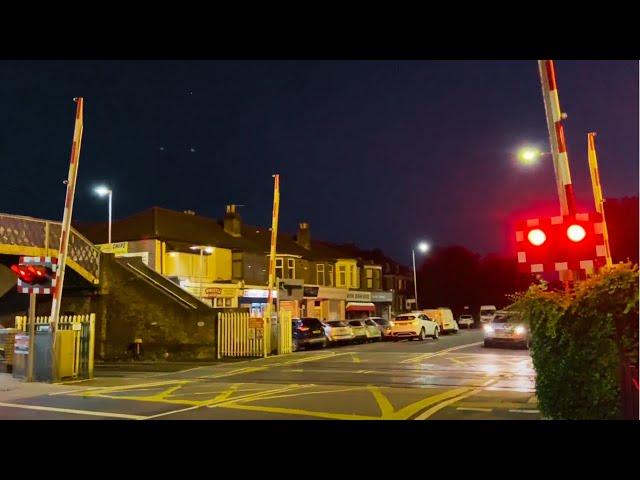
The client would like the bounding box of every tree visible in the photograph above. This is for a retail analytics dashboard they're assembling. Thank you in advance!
[604,196,639,265]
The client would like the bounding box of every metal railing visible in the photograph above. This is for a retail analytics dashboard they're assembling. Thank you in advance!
[0,213,100,283]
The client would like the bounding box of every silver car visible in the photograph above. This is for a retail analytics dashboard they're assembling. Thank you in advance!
[323,320,355,345]
[483,311,530,349]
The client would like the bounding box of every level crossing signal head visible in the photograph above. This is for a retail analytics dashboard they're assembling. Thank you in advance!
[515,213,607,275]
[10,264,53,285]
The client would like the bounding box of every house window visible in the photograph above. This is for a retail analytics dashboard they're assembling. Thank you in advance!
[338,266,346,286]
[232,252,243,280]
[287,258,295,278]
[275,258,283,279]
[351,266,357,288]
[373,269,381,290]
[327,265,334,287]
[316,264,325,286]
[366,268,373,289]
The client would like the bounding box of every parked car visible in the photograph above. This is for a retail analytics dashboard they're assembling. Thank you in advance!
[323,320,355,345]
[422,308,459,334]
[483,310,530,349]
[291,318,328,351]
[458,314,474,329]
[369,316,393,340]
[479,305,497,324]
[363,319,382,342]
[347,320,369,344]
[389,313,439,341]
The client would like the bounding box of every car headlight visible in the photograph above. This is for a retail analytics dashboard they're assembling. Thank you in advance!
[411,320,418,326]
[483,325,494,334]
[515,325,526,335]
[389,321,395,327]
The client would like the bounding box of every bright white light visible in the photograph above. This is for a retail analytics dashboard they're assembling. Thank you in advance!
[515,325,526,335]
[527,229,547,246]
[517,147,541,166]
[94,186,111,197]
[483,324,494,334]
[567,224,586,242]
[417,242,430,253]
[204,247,214,254]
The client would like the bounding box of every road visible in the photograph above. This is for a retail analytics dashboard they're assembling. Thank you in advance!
[0,329,540,420]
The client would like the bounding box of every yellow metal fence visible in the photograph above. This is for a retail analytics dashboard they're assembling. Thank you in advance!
[14,313,95,379]
[217,311,294,358]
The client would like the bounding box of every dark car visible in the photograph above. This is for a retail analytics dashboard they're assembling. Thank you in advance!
[292,317,328,351]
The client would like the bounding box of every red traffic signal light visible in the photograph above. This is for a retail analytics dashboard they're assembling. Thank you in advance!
[527,229,547,246]
[9,257,58,294]
[566,224,586,242]
[516,213,607,275]
[10,264,52,285]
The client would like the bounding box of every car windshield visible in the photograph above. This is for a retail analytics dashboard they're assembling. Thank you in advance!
[300,318,323,328]
[372,318,389,326]
[349,321,363,326]
[365,320,377,326]
[492,312,521,323]
[461,315,472,319]
[481,309,496,315]
[327,321,347,327]
[395,316,415,321]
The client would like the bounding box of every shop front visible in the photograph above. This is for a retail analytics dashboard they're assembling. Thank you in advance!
[278,279,304,318]
[371,291,394,321]
[178,280,239,308]
[238,287,278,318]
[345,291,375,319]
[300,286,347,321]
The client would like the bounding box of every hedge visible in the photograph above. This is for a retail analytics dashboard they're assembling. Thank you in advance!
[511,263,638,420]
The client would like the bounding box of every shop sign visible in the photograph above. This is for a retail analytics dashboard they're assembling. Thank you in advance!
[243,289,278,299]
[97,242,128,254]
[371,291,393,302]
[346,291,372,302]
[317,286,348,300]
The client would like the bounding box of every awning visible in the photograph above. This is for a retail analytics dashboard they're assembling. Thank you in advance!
[346,302,376,312]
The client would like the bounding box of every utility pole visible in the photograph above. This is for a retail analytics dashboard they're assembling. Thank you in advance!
[49,97,84,381]
[587,132,613,267]
[265,174,280,358]
[412,249,418,310]
[27,293,36,382]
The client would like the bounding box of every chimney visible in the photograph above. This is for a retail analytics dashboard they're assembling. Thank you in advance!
[224,204,242,237]
[297,222,311,250]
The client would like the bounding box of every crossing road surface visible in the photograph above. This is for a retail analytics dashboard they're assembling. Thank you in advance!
[0,330,540,420]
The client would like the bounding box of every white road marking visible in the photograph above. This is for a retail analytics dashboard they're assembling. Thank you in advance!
[508,409,540,414]
[0,401,146,420]
[456,407,492,412]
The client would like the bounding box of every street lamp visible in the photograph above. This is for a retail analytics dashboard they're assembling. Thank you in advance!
[412,241,430,310]
[93,185,112,244]
[517,147,549,166]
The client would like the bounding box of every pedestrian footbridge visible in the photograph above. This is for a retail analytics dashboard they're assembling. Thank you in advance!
[0,213,100,285]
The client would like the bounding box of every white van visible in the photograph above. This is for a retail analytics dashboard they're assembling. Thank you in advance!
[479,305,497,324]
[422,308,459,334]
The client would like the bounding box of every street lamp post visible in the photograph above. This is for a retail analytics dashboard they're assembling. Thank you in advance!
[94,186,113,244]
[412,242,430,310]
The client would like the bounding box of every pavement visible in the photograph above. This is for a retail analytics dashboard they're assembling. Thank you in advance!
[0,329,541,420]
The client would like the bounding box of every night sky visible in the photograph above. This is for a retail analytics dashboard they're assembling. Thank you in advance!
[1,60,637,264]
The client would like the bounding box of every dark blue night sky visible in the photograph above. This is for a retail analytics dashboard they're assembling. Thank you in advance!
[1,60,637,264]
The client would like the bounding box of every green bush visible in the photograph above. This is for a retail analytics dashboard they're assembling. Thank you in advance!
[512,263,638,419]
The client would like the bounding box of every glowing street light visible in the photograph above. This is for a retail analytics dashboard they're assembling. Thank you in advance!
[93,185,113,244]
[517,147,548,166]
[412,241,431,310]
